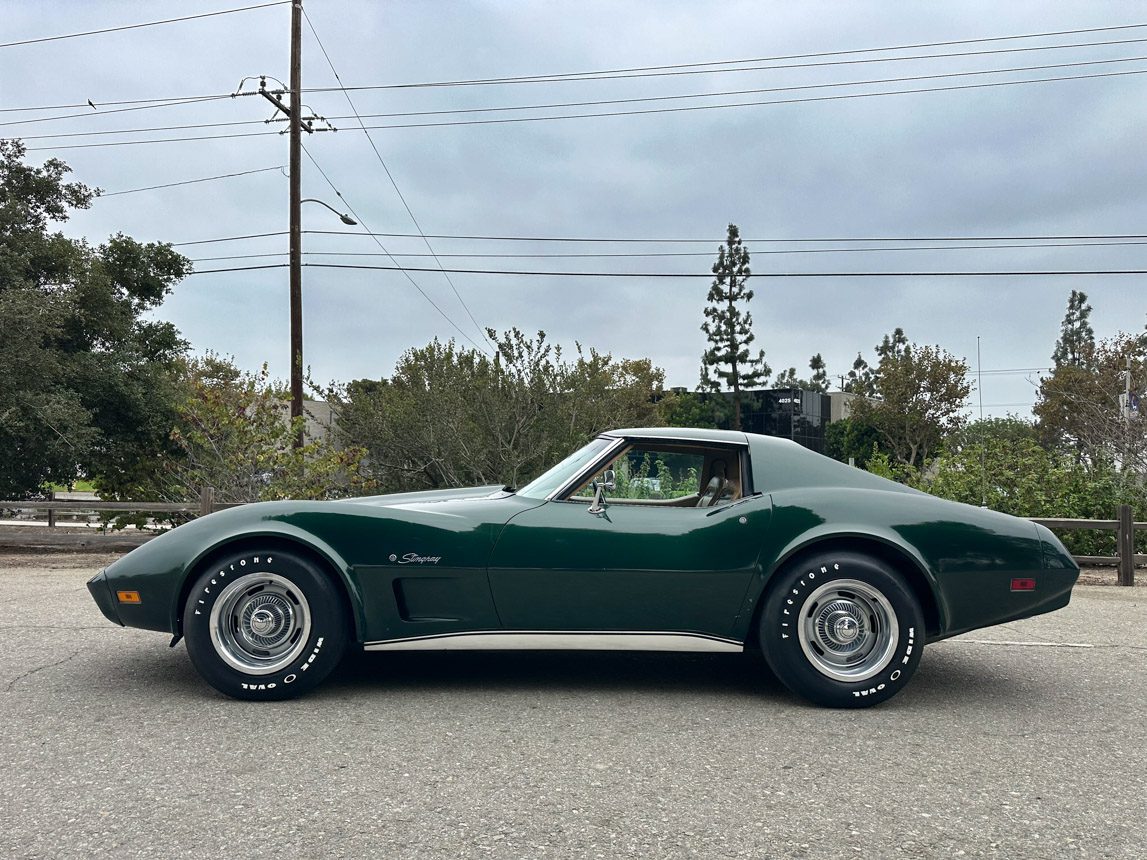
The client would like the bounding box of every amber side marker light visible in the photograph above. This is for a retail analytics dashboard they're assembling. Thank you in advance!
[116,590,141,604]
[1010,578,1037,592]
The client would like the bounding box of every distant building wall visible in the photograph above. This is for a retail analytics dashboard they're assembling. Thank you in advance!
[829,391,858,422]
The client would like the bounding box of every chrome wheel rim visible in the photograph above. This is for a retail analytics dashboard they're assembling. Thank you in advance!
[209,573,311,675]
[797,579,898,683]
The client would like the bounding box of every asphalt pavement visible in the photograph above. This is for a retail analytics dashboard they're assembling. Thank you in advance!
[1,553,1143,859]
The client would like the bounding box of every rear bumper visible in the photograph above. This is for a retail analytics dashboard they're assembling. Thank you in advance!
[87,570,123,626]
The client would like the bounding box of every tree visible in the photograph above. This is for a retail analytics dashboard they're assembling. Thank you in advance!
[875,327,910,366]
[849,335,971,469]
[774,353,830,392]
[699,224,769,430]
[1035,331,1146,484]
[844,352,875,396]
[916,417,1139,555]
[0,139,191,497]
[336,329,666,492]
[1051,289,1095,368]
[824,416,886,467]
[130,354,370,505]
[659,389,719,429]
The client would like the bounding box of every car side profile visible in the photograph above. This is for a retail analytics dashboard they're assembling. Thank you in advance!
[88,427,1079,707]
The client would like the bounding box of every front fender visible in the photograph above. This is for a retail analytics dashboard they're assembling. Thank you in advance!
[101,503,362,640]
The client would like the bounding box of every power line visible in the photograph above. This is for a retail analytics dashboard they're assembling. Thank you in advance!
[189,263,1147,277]
[300,32,1147,92]
[307,230,1147,244]
[170,230,1147,247]
[0,92,245,114]
[184,239,1147,261]
[348,68,1147,131]
[172,231,288,247]
[319,53,1147,121]
[303,8,492,351]
[29,65,1142,150]
[0,2,288,49]
[0,94,249,129]
[21,52,1147,142]
[100,165,284,196]
[15,117,274,141]
[6,19,1142,109]
[300,145,489,354]
[24,129,278,151]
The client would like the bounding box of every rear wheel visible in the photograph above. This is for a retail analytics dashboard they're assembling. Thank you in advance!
[760,552,924,708]
[182,548,348,700]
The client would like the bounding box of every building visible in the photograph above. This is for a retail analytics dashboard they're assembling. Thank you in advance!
[739,388,832,453]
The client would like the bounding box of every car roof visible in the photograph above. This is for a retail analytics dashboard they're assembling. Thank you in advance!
[603,427,750,445]
[604,427,920,495]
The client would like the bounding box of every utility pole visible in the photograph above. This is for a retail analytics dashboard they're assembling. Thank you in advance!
[289,0,304,449]
[1126,354,1133,424]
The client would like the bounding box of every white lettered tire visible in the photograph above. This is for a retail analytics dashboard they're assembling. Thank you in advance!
[183,548,348,700]
[761,552,924,708]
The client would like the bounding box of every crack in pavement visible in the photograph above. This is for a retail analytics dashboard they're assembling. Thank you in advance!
[3,647,85,693]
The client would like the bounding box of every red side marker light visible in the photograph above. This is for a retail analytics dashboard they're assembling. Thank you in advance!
[116,590,141,604]
[1010,578,1036,592]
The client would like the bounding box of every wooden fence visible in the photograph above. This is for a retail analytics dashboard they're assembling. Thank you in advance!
[1030,504,1142,586]
[0,492,1141,585]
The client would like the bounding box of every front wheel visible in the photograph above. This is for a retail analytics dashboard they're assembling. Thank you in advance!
[182,548,348,700]
[760,552,924,708]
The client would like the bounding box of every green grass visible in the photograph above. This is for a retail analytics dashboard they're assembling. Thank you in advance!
[45,480,96,493]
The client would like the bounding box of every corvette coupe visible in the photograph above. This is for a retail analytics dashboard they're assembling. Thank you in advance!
[88,427,1079,707]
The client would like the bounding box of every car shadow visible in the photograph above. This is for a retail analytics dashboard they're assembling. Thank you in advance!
[75,638,1056,711]
[326,649,783,701]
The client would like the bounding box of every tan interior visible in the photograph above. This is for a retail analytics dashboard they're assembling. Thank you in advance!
[566,443,745,507]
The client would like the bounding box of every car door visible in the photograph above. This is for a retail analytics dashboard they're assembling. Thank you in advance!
[487,442,772,640]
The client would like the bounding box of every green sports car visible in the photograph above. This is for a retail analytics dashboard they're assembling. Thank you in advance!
[87,427,1079,707]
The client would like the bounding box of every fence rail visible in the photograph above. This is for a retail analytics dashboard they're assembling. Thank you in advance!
[0,493,1140,584]
[1030,504,1142,586]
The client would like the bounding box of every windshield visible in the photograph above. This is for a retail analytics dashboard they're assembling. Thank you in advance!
[516,437,616,499]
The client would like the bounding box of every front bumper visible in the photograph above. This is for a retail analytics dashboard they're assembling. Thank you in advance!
[87,570,123,626]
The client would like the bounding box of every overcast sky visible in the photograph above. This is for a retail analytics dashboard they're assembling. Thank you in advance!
[4,1,1145,416]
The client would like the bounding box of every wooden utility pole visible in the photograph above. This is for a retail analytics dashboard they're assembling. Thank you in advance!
[289,0,304,449]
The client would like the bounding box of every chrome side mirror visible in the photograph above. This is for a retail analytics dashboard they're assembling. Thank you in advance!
[587,469,616,516]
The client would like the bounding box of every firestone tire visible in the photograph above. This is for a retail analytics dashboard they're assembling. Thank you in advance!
[760,552,925,708]
[182,548,348,701]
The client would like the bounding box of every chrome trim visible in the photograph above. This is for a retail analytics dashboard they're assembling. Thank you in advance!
[209,572,312,676]
[544,436,627,501]
[363,631,744,653]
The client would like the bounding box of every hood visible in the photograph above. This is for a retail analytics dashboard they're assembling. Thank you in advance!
[348,485,508,508]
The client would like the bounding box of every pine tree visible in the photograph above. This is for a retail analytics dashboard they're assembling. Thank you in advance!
[876,327,910,364]
[774,354,829,392]
[1052,290,1095,368]
[808,353,829,392]
[699,224,769,430]
[845,352,875,396]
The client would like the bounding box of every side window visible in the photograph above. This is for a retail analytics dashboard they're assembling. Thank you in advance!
[612,446,705,501]
[567,443,744,507]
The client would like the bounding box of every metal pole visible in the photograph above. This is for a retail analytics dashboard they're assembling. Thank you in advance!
[977,336,987,507]
[289,0,304,449]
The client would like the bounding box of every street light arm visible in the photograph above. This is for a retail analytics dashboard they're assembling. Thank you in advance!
[301,197,357,225]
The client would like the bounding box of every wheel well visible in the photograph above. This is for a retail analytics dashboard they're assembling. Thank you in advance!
[173,535,357,639]
[745,536,942,650]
